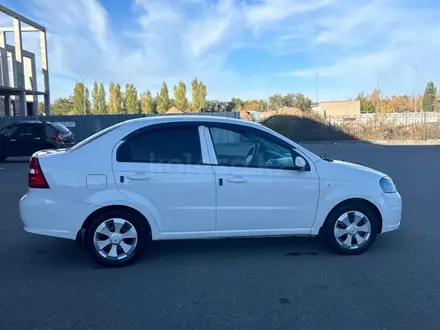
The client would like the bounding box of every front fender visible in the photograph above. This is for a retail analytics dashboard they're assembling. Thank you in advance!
[311,179,382,235]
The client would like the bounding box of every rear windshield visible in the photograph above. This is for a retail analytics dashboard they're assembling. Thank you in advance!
[50,123,70,133]
[68,122,124,152]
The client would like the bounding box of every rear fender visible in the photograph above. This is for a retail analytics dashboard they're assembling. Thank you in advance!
[83,189,160,239]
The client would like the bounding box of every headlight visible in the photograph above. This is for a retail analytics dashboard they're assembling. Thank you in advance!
[379,176,396,193]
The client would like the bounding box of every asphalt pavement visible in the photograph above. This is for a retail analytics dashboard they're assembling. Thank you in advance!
[0,143,439,330]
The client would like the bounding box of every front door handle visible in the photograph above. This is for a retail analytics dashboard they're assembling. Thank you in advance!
[34,137,41,140]
[225,177,247,184]
[9,139,16,142]
[126,175,151,181]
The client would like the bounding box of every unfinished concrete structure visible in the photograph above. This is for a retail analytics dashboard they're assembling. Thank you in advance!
[0,4,50,116]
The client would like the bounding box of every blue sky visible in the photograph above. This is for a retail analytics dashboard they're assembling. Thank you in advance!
[2,0,440,102]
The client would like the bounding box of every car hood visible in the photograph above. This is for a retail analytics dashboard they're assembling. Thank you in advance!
[314,158,387,181]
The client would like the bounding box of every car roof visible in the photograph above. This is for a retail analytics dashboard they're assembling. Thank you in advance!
[123,115,262,130]
[15,120,45,124]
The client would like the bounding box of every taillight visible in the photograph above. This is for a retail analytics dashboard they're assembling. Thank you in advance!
[55,133,61,141]
[28,157,49,189]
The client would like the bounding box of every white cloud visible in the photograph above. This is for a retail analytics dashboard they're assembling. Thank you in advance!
[1,0,439,103]
[244,0,337,28]
[278,0,440,98]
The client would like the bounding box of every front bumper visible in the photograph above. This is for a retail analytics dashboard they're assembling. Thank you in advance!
[378,191,402,233]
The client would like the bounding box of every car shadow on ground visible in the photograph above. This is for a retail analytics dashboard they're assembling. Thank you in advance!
[149,236,325,258]
[22,231,403,269]
[21,235,329,269]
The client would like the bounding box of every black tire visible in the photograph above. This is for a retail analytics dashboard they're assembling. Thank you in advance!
[84,210,150,267]
[321,201,379,255]
[0,155,6,162]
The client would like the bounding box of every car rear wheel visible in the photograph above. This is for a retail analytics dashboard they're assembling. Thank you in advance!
[84,210,149,267]
[322,202,379,255]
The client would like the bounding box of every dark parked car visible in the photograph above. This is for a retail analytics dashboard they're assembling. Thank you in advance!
[0,120,75,162]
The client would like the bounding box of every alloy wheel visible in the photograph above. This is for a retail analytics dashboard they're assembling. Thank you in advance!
[333,211,372,250]
[93,218,138,260]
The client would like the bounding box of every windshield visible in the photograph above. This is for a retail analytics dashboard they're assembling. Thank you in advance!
[68,122,124,151]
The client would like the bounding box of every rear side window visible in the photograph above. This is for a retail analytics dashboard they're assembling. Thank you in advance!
[44,124,57,138]
[69,122,124,152]
[17,124,44,136]
[117,126,202,164]
[0,124,18,136]
[50,123,70,134]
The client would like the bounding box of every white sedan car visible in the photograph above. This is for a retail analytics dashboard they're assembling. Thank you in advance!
[19,115,402,267]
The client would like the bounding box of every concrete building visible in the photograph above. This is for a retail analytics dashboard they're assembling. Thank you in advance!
[0,5,50,117]
[311,100,361,117]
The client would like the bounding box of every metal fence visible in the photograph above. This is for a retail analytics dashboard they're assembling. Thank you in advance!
[327,112,440,125]
[0,112,240,142]
[323,112,440,140]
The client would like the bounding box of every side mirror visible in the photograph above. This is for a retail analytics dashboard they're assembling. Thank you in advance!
[294,156,307,170]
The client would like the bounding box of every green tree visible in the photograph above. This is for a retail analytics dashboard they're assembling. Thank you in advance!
[125,84,139,114]
[357,93,375,113]
[114,83,123,113]
[108,82,115,114]
[436,92,440,112]
[92,82,99,114]
[258,99,268,111]
[293,93,312,112]
[51,97,74,115]
[173,81,188,111]
[191,78,207,112]
[267,93,311,111]
[151,95,158,114]
[206,100,235,112]
[73,82,90,114]
[422,81,437,112]
[156,82,170,114]
[268,94,285,110]
[140,91,154,114]
[38,102,44,115]
[231,97,244,111]
[97,83,106,114]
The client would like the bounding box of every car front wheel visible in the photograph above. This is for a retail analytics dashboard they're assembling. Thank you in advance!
[84,211,149,267]
[322,202,379,255]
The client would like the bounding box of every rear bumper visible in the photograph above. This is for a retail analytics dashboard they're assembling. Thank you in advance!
[19,189,97,240]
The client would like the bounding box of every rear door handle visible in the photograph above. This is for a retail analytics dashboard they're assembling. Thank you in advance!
[225,177,247,184]
[126,175,151,181]
[34,137,41,140]
[9,139,16,142]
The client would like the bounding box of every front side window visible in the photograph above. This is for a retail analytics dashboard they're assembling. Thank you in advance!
[209,126,297,169]
[117,126,202,164]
